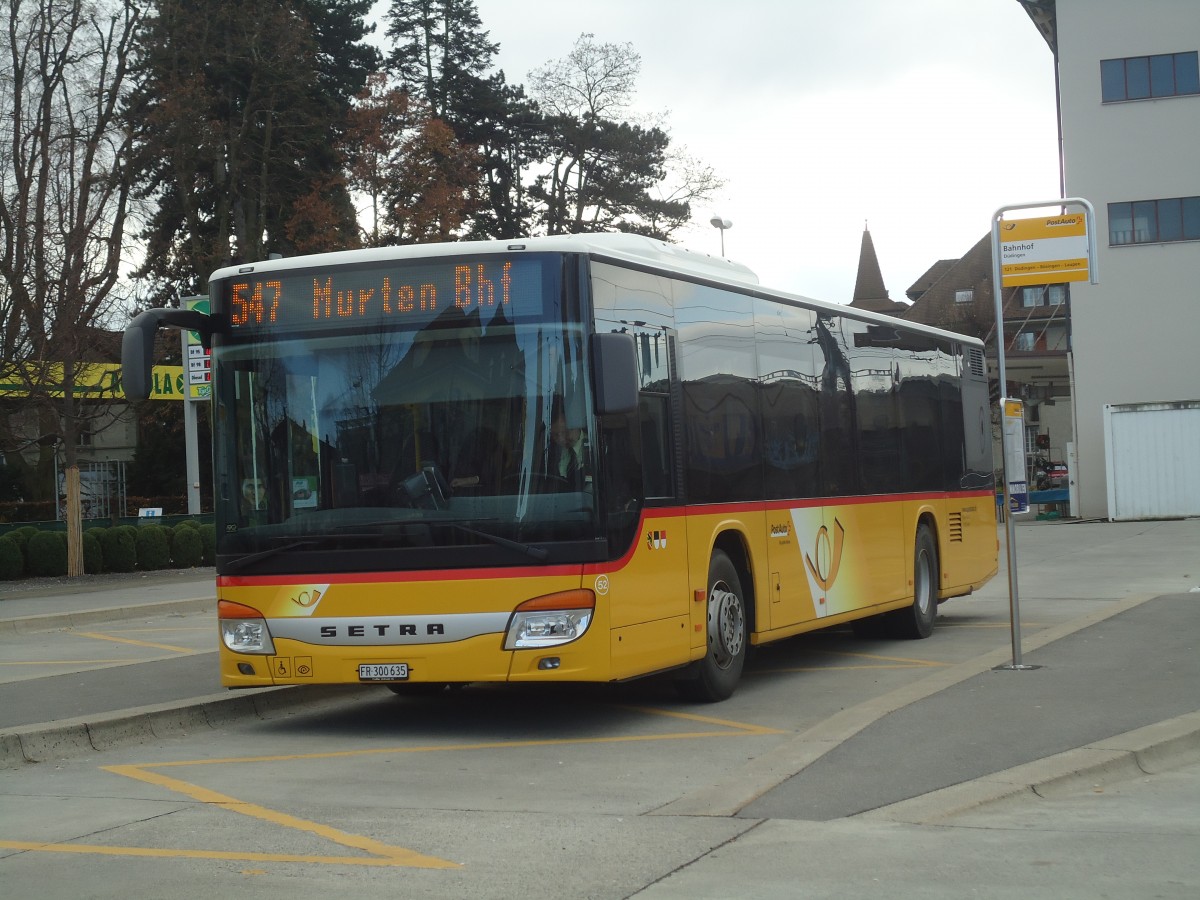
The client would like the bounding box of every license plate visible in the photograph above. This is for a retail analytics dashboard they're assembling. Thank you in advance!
[358,663,409,681]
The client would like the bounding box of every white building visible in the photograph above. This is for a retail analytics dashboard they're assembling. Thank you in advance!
[1022,0,1200,519]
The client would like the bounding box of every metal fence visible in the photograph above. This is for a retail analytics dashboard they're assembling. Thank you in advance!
[57,460,127,521]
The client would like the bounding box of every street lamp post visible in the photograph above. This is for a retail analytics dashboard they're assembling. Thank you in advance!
[710,216,732,256]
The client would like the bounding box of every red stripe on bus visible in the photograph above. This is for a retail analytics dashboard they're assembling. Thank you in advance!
[218,489,994,588]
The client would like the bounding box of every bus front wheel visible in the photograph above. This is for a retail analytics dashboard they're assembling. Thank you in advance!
[676,550,747,702]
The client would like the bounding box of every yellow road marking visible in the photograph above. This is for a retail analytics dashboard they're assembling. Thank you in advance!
[757,664,942,673]
[758,652,945,672]
[751,647,949,674]
[619,705,786,735]
[0,840,439,868]
[7,705,778,869]
[102,764,458,869]
[807,648,947,666]
[75,632,194,654]
[0,659,133,666]
[114,627,213,634]
[121,728,779,769]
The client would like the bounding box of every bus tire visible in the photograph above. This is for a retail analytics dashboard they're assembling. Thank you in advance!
[888,524,938,639]
[676,550,747,702]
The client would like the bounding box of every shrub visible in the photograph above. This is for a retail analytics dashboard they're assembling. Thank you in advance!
[7,526,38,555]
[135,524,171,570]
[100,526,137,573]
[82,530,104,574]
[27,530,68,577]
[170,523,203,568]
[198,523,216,566]
[0,536,23,580]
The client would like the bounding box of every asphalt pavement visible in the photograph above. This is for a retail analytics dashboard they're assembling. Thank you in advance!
[1,518,1198,854]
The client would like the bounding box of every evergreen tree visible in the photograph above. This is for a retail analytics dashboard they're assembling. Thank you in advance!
[130,0,378,301]
[385,0,496,126]
[383,0,541,238]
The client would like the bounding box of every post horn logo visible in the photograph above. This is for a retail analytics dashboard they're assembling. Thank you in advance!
[292,588,322,609]
[804,518,846,593]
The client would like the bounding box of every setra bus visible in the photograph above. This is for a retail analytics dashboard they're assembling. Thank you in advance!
[123,234,997,701]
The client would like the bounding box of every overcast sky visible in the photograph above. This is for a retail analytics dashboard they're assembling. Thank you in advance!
[468,0,1061,304]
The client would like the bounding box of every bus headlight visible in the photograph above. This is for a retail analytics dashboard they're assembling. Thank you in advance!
[219,600,276,655]
[504,589,595,650]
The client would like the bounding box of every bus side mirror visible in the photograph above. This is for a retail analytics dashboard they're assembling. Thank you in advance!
[591,331,638,416]
[122,308,216,401]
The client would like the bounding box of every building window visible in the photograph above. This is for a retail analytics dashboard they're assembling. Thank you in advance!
[1021,285,1067,307]
[1024,425,1039,456]
[1109,197,1200,245]
[1014,332,1036,352]
[955,289,974,304]
[1101,51,1200,102]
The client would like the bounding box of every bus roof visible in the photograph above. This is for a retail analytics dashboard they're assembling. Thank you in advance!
[209,233,983,349]
[209,233,759,287]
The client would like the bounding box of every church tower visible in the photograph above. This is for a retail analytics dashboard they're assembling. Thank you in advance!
[849,223,908,315]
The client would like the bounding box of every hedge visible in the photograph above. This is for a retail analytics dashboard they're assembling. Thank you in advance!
[0,522,219,580]
[199,524,216,566]
[0,535,23,580]
[134,524,171,570]
[170,523,203,568]
[82,530,104,574]
[100,526,137,573]
[27,530,68,577]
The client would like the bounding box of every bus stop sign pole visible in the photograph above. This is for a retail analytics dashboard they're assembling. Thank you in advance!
[990,198,1098,671]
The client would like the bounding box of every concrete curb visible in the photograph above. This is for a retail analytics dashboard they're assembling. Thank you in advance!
[0,597,214,635]
[857,709,1200,824]
[0,684,375,768]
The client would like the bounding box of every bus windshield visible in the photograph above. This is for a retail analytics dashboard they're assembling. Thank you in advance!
[212,255,603,573]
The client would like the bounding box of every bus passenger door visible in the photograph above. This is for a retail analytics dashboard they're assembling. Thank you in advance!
[601,323,692,678]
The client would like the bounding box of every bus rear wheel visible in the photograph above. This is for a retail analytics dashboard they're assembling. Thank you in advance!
[887,523,938,639]
[676,550,747,702]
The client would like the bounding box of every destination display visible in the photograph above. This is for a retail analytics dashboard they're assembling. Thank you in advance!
[220,256,549,330]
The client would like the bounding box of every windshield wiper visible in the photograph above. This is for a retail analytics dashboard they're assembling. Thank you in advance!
[335,517,548,561]
[448,522,549,561]
[222,539,323,574]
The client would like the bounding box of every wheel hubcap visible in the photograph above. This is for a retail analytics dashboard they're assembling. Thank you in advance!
[915,549,932,615]
[708,582,744,669]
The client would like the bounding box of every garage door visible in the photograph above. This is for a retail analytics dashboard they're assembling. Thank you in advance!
[1104,400,1200,521]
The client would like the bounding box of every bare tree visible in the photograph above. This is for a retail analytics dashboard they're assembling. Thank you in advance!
[527,33,721,239]
[0,0,140,573]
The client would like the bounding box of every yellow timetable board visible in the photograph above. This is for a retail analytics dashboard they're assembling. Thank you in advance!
[999,213,1090,286]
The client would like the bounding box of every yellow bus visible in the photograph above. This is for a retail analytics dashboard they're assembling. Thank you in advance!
[123,234,997,701]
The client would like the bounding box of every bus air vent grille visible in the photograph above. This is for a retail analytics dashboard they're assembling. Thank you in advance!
[967,348,985,378]
[948,511,964,542]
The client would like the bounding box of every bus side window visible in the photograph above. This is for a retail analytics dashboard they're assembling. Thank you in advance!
[639,394,673,499]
